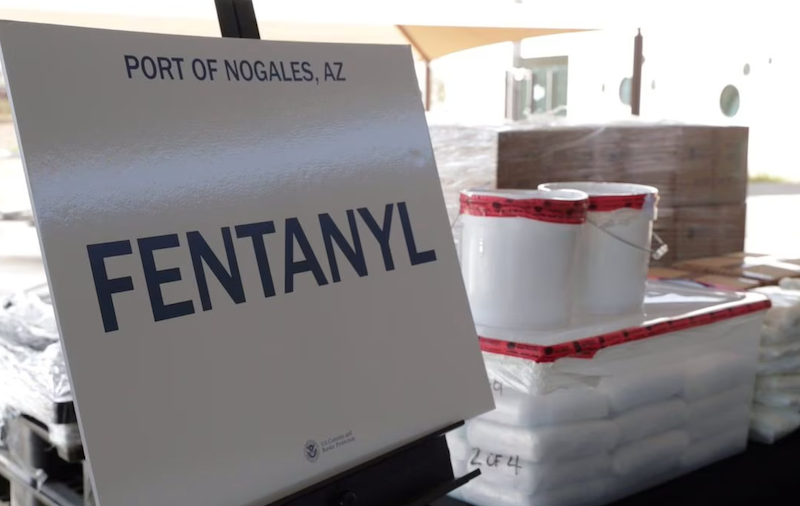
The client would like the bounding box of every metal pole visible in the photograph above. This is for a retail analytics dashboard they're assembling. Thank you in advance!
[631,28,643,116]
[215,0,261,39]
[424,61,432,111]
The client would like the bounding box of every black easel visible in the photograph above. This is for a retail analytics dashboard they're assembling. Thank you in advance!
[212,2,479,505]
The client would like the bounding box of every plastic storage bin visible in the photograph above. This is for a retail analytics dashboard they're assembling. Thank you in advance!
[449,282,768,506]
[539,182,659,317]
[459,189,588,330]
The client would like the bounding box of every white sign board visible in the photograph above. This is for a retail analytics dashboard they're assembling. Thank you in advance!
[0,21,492,506]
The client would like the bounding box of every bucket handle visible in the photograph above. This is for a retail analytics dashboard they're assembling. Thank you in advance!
[454,212,669,260]
[587,218,669,260]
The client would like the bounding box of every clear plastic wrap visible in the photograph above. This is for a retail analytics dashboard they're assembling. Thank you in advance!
[430,116,749,267]
[0,283,73,447]
[450,283,766,506]
[748,284,800,441]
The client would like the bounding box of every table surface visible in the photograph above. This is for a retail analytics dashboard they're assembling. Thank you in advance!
[434,431,800,506]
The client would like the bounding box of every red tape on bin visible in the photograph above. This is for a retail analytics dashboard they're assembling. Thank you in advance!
[459,193,587,225]
[479,299,771,363]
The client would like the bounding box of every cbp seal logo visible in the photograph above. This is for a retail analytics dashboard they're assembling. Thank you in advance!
[304,440,320,463]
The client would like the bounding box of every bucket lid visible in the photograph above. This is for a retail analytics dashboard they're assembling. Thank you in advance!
[459,188,588,224]
[539,182,658,213]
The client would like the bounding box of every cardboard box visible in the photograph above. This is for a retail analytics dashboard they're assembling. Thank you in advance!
[653,204,746,265]
[725,252,769,259]
[495,123,749,208]
[691,274,761,291]
[649,266,759,292]
[675,255,800,286]
[720,261,800,283]
[648,267,693,280]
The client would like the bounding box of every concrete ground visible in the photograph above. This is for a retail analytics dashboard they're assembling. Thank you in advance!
[746,183,800,258]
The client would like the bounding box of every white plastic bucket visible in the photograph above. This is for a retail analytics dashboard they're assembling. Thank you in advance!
[539,182,659,316]
[459,188,589,330]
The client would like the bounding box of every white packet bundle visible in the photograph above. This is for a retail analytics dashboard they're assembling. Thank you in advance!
[756,374,800,391]
[749,405,800,444]
[687,405,750,441]
[598,365,683,413]
[612,431,689,479]
[760,325,800,346]
[480,384,609,428]
[461,476,611,506]
[687,385,752,421]
[760,341,800,361]
[684,351,750,401]
[680,428,746,470]
[615,399,688,446]
[466,449,611,495]
[467,418,620,463]
[754,389,800,409]
[757,354,800,375]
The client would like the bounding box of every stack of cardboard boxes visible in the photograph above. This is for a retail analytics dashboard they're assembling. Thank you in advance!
[493,123,749,265]
[649,253,800,291]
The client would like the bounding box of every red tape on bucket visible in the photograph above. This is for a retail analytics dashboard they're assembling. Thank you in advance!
[587,194,650,212]
[459,193,587,225]
[479,299,771,363]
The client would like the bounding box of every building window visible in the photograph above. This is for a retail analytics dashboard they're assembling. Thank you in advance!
[519,56,569,116]
[720,85,740,117]
[619,77,632,105]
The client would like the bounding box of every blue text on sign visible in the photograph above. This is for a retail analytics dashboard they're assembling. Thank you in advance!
[86,202,436,333]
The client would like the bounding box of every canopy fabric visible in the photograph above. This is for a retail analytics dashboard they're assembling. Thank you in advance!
[0,9,589,62]
[398,25,586,62]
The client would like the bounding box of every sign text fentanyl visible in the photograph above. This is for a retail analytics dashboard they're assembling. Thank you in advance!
[87,202,436,332]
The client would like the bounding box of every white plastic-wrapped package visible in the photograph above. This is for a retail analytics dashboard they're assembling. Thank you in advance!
[686,405,751,440]
[684,351,752,401]
[687,384,752,421]
[447,428,471,501]
[461,476,612,506]
[680,427,746,470]
[753,389,800,409]
[448,459,469,501]
[756,374,800,391]
[598,365,683,413]
[464,282,767,506]
[760,325,800,346]
[479,384,609,427]
[466,449,610,495]
[759,340,800,361]
[467,418,620,463]
[615,399,688,445]
[757,354,800,375]
[447,431,472,462]
[749,405,800,444]
[763,304,800,333]
[611,431,689,479]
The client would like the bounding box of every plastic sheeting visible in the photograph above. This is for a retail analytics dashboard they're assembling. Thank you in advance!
[0,283,72,446]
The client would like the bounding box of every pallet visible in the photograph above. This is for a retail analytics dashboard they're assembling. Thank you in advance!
[0,450,83,506]
[1,416,87,506]
[7,416,82,464]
